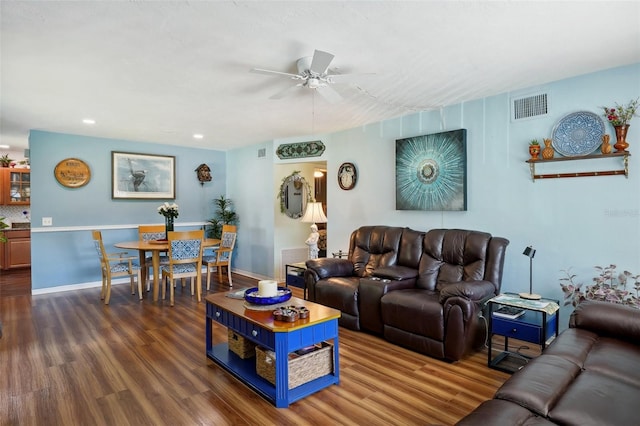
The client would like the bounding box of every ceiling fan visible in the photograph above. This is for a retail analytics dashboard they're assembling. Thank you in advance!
[250,49,366,103]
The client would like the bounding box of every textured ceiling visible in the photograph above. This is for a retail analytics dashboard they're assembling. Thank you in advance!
[2,1,639,151]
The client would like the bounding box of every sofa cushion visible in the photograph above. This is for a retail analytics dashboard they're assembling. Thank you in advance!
[570,299,640,344]
[457,399,556,426]
[582,337,640,387]
[548,370,640,426]
[351,226,403,277]
[381,289,443,340]
[417,229,492,291]
[373,265,418,281]
[541,328,597,366]
[397,227,424,269]
[314,277,360,316]
[495,355,581,417]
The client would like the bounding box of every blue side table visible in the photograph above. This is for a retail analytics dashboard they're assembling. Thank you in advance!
[487,293,559,373]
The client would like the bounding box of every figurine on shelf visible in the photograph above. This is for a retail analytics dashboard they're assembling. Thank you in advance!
[542,138,554,159]
[601,134,612,154]
[529,139,541,160]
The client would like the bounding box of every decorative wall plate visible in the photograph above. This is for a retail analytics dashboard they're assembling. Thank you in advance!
[551,111,605,157]
[338,162,357,190]
[54,158,91,188]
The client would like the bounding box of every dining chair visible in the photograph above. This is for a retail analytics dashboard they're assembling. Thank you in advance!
[92,230,142,305]
[203,230,237,290]
[138,224,169,291]
[160,229,204,306]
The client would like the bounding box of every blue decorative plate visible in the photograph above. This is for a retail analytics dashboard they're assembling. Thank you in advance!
[551,111,605,157]
[244,287,292,305]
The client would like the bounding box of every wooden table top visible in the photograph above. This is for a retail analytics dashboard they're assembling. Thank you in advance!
[205,291,341,332]
[115,238,220,250]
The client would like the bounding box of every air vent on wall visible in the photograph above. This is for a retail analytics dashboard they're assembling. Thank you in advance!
[512,93,548,121]
[257,148,266,158]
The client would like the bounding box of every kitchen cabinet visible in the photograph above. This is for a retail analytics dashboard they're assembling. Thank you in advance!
[1,168,30,205]
[0,229,31,270]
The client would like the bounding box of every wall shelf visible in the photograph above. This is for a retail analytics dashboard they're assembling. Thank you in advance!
[525,152,630,181]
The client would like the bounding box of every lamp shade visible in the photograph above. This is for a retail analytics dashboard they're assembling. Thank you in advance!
[300,202,327,224]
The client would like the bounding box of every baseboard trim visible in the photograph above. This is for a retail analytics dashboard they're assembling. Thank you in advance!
[30,269,273,295]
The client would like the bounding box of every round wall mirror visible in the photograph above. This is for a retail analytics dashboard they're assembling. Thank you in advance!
[279,172,311,219]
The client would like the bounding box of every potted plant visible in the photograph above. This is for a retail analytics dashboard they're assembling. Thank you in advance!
[0,217,8,243]
[528,139,541,160]
[207,195,238,239]
[0,154,13,168]
[560,265,640,309]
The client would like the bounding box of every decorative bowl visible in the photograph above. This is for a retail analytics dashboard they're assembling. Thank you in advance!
[273,305,309,322]
[244,287,292,305]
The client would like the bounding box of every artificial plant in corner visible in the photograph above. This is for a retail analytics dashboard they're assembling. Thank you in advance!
[560,265,640,309]
[207,195,238,239]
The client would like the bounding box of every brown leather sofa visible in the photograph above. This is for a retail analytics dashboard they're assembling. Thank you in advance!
[304,226,509,361]
[457,300,640,426]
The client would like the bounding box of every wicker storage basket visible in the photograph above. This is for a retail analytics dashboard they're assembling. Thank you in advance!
[228,329,256,359]
[256,341,333,389]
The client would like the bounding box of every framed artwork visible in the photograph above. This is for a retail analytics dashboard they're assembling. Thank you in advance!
[395,129,467,211]
[338,162,357,190]
[112,151,175,199]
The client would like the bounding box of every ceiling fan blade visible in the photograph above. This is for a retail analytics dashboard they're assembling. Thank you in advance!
[250,68,301,79]
[309,50,334,75]
[327,73,376,84]
[269,83,301,100]
[316,85,343,104]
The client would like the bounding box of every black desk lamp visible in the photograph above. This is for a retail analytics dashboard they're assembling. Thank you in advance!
[520,245,541,300]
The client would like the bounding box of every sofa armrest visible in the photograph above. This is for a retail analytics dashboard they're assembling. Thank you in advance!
[305,258,354,279]
[373,266,418,281]
[439,280,496,304]
[570,300,640,343]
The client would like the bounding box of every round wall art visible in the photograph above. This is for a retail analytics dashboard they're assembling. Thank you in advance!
[338,162,357,190]
[54,158,91,188]
[395,129,467,211]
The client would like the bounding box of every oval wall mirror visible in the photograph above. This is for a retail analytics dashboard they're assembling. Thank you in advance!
[279,172,311,219]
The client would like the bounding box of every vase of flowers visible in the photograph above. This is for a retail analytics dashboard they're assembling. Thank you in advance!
[157,202,179,239]
[602,98,639,153]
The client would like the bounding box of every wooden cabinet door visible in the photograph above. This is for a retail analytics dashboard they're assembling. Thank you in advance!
[2,230,31,270]
[4,169,30,205]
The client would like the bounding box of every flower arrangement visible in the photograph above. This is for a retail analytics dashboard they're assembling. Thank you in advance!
[602,98,639,126]
[560,265,640,309]
[157,202,179,219]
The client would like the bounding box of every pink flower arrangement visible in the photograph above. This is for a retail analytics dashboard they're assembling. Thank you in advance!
[602,98,639,126]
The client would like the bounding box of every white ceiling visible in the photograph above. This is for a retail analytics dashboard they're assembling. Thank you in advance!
[2,1,639,152]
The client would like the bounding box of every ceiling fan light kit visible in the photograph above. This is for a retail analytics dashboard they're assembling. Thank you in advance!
[250,49,367,103]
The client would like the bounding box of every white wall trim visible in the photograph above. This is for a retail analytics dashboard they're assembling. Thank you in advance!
[31,279,124,295]
[30,269,269,294]
[30,222,209,233]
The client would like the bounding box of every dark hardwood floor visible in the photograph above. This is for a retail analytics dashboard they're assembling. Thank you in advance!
[0,271,510,425]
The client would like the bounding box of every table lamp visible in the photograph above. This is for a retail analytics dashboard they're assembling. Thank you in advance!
[300,201,327,259]
[520,245,541,300]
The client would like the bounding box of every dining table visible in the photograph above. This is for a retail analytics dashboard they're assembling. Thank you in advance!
[115,238,221,302]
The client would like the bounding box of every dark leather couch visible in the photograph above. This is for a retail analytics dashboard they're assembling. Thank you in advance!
[304,226,509,361]
[457,300,640,426]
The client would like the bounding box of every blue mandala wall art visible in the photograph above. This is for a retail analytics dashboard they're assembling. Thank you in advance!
[395,129,467,211]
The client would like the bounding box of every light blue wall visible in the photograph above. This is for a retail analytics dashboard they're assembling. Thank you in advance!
[228,63,640,329]
[225,141,276,281]
[29,131,226,289]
